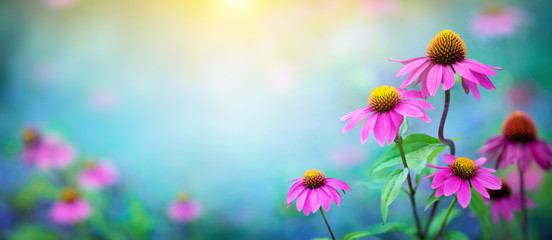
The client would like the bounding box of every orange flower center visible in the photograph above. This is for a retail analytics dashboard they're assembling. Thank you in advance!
[61,188,79,203]
[502,111,537,143]
[23,128,40,145]
[302,169,326,189]
[426,30,467,66]
[451,157,477,179]
[368,86,402,113]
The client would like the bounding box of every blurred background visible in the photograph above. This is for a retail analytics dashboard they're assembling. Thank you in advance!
[0,0,551,239]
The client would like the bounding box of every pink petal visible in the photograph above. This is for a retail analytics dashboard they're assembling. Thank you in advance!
[475,172,502,190]
[341,108,372,134]
[461,59,497,76]
[389,57,427,65]
[478,136,506,155]
[288,178,302,183]
[396,58,431,77]
[453,62,479,84]
[318,188,332,212]
[426,64,443,96]
[477,167,496,173]
[372,113,387,147]
[470,178,490,199]
[530,141,552,171]
[426,163,449,169]
[441,65,455,90]
[472,71,496,90]
[443,154,456,165]
[435,187,444,197]
[302,192,312,216]
[462,78,481,101]
[401,61,432,88]
[309,189,321,213]
[401,99,434,110]
[321,185,340,207]
[399,89,423,99]
[326,178,352,191]
[414,106,432,123]
[360,113,378,144]
[461,77,470,94]
[457,180,471,208]
[286,183,304,206]
[339,107,367,121]
[443,177,461,196]
[394,103,424,118]
[383,113,398,145]
[296,189,310,212]
[474,157,487,166]
[430,169,453,189]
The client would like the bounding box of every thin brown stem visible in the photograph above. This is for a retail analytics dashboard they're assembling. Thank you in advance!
[396,137,423,239]
[518,162,528,240]
[319,207,336,240]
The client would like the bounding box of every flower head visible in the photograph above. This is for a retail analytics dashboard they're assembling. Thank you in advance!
[22,128,75,170]
[424,154,502,208]
[286,169,351,216]
[49,188,91,225]
[340,86,433,146]
[472,5,529,39]
[78,160,118,190]
[486,176,535,223]
[391,30,503,100]
[479,111,552,171]
[167,193,202,223]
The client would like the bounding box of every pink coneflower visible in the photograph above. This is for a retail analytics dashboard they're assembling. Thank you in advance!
[167,194,202,223]
[78,161,118,190]
[472,5,528,40]
[49,188,91,225]
[340,86,433,146]
[286,169,351,216]
[391,30,503,100]
[486,177,534,223]
[479,111,552,171]
[22,128,75,170]
[425,154,501,208]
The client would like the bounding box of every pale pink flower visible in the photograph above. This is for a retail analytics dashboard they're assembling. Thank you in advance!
[286,169,351,216]
[340,86,433,146]
[425,154,501,208]
[167,194,202,223]
[472,5,528,39]
[49,188,91,225]
[391,30,502,100]
[78,161,118,190]
[486,177,535,223]
[22,128,75,170]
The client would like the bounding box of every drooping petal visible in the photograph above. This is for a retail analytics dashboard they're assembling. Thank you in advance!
[360,113,378,144]
[435,187,444,197]
[530,141,552,171]
[321,185,340,207]
[470,178,490,199]
[396,58,431,77]
[443,154,456,165]
[384,113,398,145]
[441,65,455,90]
[389,57,427,65]
[401,99,434,110]
[426,64,443,96]
[302,192,312,216]
[453,62,479,84]
[413,106,432,123]
[401,60,432,88]
[457,180,472,208]
[473,157,487,166]
[461,59,498,76]
[318,188,332,212]
[372,113,387,147]
[296,189,310,212]
[326,178,352,191]
[309,189,321,213]
[472,71,496,90]
[399,89,423,99]
[394,103,424,118]
[430,169,453,189]
[286,183,305,206]
[475,172,502,189]
[339,107,368,121]
[443,177,462,196]
[341,108,372,134]
[288,178,302,183]
[477,167,496,173]
[479,136,506,155]
[462,78,481,100]
[425,163,450,169]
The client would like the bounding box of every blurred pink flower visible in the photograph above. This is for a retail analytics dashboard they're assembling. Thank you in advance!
[89,90,118,112]
[22,128,75,170]
[479,111,552,171]
[507,83,533,108]
[49,188,91,225]
[472,5,528,39]
[360,0,398,16]
[425,154,501,208]
[286,169,351,216]
[45,0,78,8]
[167,194,202,223]
[78,161,118,190]
[391,30,502,100]
[330,145,365,167]
[340,86,433,146]
[504,167,543,191]
[486,178,535,223]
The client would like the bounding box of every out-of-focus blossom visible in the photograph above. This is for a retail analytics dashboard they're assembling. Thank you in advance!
[507,83,534,108]
[479,111,552,171]
[486,175,535,223]
[340,86,433,146]
[360,0,398,16]
[286,169,351,216]
[45,0,78,9]
[78,161,118,190]
[472,5,529,40]
[425,154,501,208]
[391,30,502,100]
[49,188,92,225]
[89,89,118,112]
[22,128,75,170]
[504,167,543,191]
[167,194,202,223]
[330,145,365,167]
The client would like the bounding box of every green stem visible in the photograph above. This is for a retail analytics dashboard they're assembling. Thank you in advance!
[396,137,423,239]
[432,197,457,240]
[319,207,336,240]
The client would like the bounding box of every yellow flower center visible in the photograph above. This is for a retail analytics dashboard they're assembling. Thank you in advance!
[426,30,467,65]
[451,157,477,179]
[368,86,402,113]
[502,111,537,143]
[178,193,189,202]
[61,188,79,203]
[302,169,326,189]
[22,128,40,145]
[84,160,97,169]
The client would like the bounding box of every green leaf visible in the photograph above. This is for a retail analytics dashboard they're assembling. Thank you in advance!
[468,187,491,240]
[370,134,442,176]
[427,204,460,239]
[11,175,58,210]
[443,231,470,240]
[343,222,406,240]
[398,116,408,137]
[415,145,446,189]
[8,224,58,240]
[359,179,385,189]
[381,168,409,224]
[425,193,445,211]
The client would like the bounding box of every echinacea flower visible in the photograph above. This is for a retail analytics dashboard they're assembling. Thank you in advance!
[286,169,351,216]
[472,5,528,40]
[167,194,202,223]
[486,176,535,223]
[340,86,433,146]
[78,160,118,190]
[391,30,503,100]
[425,154,502,208]
[49,188,91,225]
[22,128,75,170]
[479,111,552,171]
